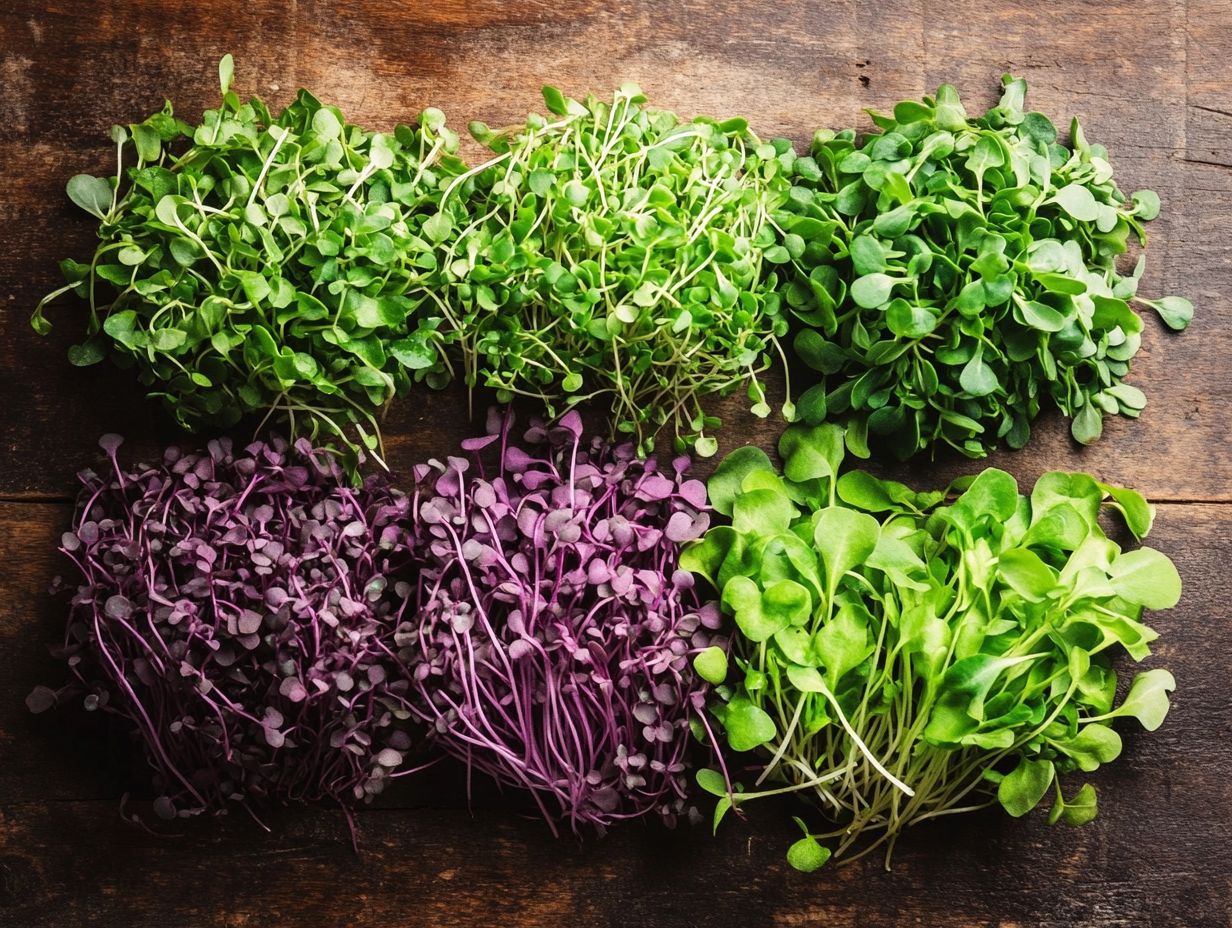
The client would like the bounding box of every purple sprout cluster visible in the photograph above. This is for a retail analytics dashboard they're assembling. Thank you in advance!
[405,410,724,833]
[30,434,419,827]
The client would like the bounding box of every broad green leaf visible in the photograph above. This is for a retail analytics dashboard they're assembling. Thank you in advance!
[692,646,728,685]
[1103,668,1175,731]
[708,446,774,516]
[66,174,113,219]
[814,603,873,688]
[850,273,897,308]
[1055,724,1122,772]
[813,507,880,593]
[1053,183,1100,221]
[1140,295,1194,332]
[779,423,845,484]
[787,834,831,872]
[1056,783,1098,826]
[1071,401,1103,446]
[732,487,796,537]
[998,757,1055,817]
[722,697,777,751]
[695,768,727,797]
[1107,547,1181,609]
[997,547,1056,601]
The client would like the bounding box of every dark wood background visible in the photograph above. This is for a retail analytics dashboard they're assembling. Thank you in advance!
[2,2,1230,926]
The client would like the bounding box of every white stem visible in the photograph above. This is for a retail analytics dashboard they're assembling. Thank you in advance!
[820,684,915,797]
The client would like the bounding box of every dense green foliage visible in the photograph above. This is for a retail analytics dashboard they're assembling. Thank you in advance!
[434,84,790,456]
[774,75,1192,459]
[685,424,1180,868]
[32,56,464,466]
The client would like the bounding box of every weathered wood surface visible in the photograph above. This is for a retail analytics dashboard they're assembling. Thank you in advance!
[1,1,1230,926]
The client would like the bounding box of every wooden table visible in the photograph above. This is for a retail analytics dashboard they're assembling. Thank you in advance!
[2,2,1229,926]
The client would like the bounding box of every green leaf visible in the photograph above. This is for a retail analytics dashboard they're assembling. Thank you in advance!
[886,300,937,339]
[695,768,728,797]
[1099,481,1153,540]
[66,174,113,219]
[218,54,235,96]
[1131,189,1160,220]
[1055,724,1122,772]
[1071,401,1103,446]
[997,547,1056,601]
[541,85,568,116]
[953,468,1020,527]
[102,310,142,350]
[722,576,791,642]
[997,757,1055,817]
[732,488,795,537]
[786,834,831,872]
[1141,295,1194,332]
[814,604,873,688]
[1107,547,1182,609]
[1016,299,1068,332]
[67,339,107,366]
[722,696,776,752]
[1103,668,1176,731]
[693,646,729,685]
[709,450,774,517]
[1056,783,1098,826]
[851,273,897,308]
[813,507,880,594]
[422,211,453,243]
[1053,183,1100,222]
[312,107,342,140]
[133,123,162,162]
[779,423,845,484]
[959,351,999,397]
[389,334,437,370]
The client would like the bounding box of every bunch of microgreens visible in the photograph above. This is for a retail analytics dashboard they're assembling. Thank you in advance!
[431,83,791,457]
[404,409,724,832]
[28,434,419,835]
[682,423,1180,870]
[774,74,1193,459]
[31,56,465,468]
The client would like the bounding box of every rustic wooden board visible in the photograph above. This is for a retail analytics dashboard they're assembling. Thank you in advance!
[1,1,1230,926]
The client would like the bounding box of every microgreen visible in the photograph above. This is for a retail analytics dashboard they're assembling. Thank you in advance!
[434,85,791,456]
[405,409,725,831]
[29,434,420,833]
[31,57,465,469]
[685,423,1180,869]
[775,75,1193,459]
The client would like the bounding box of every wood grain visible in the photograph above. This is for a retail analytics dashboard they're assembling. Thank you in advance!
[1,1,1230,926]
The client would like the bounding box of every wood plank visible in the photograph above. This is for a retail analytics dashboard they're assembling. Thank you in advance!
[0,1,1228,500]
[2,1,1232,925]
[2,501,1228,925]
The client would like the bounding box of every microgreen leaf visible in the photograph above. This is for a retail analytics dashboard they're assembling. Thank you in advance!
[998,757,1056,817]
[66,174,113,219]
[440,87,787,455]
[786,831,831,872]
[691,425,1179,867]
[775,76,1192,459]
[32,60,467,470]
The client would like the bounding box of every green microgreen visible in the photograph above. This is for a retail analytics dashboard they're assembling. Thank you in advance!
[774,75,1193,459]
[685,423,1180,869]
[31,56,465,469]
[433,84,790,456]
